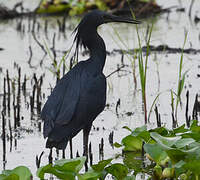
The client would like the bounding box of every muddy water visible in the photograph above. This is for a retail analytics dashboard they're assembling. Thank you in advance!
[0,0,200,178]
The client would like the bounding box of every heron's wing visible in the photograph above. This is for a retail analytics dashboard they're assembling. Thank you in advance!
[41,62,85,138]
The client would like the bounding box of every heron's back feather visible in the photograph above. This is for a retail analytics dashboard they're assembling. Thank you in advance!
[41,62,85,138]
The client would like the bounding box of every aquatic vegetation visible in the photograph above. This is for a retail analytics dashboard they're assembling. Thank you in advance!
[35,0,160,16]
[1,120,200,179]
[136,23,153,124]
[36,0,108,15]
[174,32,188,126]
[0,166,32,180]
[117,120,200,179]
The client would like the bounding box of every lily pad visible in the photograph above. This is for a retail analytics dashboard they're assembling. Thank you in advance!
[106,163,128,179]
[2,166,32,180]
[183,160,200,175]
[122,135,143,152]
[92,158,112,172]
[174,138,195,149]
[37,164,75,180]
[131,125,147,136]
[150,132,181,149]
[150,127,169,136]
[54,156,86,173]
[123,152,143,174]
[165,149,187,164]
[180,132,200,141]
[0,174,19,180]
[78,169,102,180]
[172,124,188,134]
[37,157,86,180]
[144,143,168,165]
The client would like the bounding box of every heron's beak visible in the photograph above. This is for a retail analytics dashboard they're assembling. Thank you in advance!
[104,14,141,24]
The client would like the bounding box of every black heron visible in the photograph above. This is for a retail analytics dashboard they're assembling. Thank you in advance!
[41,10,140,160]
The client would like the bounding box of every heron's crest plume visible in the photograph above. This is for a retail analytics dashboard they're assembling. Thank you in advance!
[72,10,103,61]
[71,10,141,62]
[72,23,86,61]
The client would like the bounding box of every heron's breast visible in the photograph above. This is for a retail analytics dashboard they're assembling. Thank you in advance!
[80,73,106,106]
[71,72,106,124]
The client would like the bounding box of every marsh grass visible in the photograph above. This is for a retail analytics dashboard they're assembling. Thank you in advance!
[44,40,72,81]
[136,24,153,124]
[110,9,154,124]
[173,32,188,126]
[125,1,154,124]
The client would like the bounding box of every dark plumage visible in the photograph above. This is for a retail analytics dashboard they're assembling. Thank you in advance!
[41,10,140,155]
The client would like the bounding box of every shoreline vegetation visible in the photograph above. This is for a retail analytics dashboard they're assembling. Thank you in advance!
[0,0,164,20]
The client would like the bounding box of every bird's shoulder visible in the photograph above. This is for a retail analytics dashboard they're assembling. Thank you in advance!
[59,61,86,82]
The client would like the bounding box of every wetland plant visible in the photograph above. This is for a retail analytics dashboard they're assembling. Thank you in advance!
[2,120,200,179]
[111,10,154,124]
[136,23,153,124]
[129,5,154,124]
[172,32,188,127]
[44,39,71,82]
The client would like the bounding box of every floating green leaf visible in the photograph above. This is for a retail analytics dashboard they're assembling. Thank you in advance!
[131,125,150,142]
[190,126,200,133]
[0,174,19,180]
[183,160,200,175]
[106,163,128,179]
[122,135,143,151]
[11,166,32,180]
[92,158,112,172]
[181,132,200,141]
[165,149,187,164]
[1,170,12,177]
[123,152,143,174]
[144,143,168,165]
[172,124,188,134]
[78,169,101,180]
[131,125,147,136]
[150,132,181,149]
[174,138,195,149]
[54,156,86,173]
[150,127,169,136]
[1,166,32,180]
[37,164,75,180]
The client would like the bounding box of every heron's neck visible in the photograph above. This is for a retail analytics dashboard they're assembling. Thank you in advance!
[83,29,106,71]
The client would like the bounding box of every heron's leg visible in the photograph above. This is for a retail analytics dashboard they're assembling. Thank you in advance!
[83,125,92,170]
[48,148,53,164]
[62,149,65,159]
[69,138,73,158]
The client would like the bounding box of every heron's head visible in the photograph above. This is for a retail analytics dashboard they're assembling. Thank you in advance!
[75,10,140,31]
[73,10,140,59]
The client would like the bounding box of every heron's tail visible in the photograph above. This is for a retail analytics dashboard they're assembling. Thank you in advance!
[46,138,68,150]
